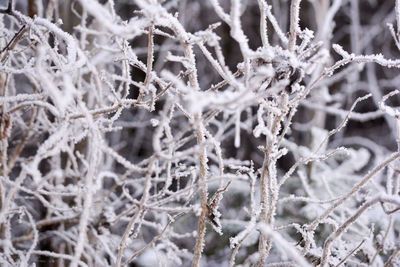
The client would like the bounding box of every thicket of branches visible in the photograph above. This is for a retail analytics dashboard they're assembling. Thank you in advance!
[2,0,400,266]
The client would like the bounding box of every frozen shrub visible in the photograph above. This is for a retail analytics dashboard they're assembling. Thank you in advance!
[1,0,400,266]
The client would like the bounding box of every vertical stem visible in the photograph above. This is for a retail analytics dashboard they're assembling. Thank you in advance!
[0,72,7,212]
[257,106,287,266]
[257,154,270,266]
[71,129,101,267]
[137,22,154,103]
[116,158,156,267]
[257,0,269,47]
[257,116,281,265]
[288,0,302,51]
[192,114,209,267]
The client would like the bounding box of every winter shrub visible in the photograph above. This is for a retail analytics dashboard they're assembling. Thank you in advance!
[1,0,400,266]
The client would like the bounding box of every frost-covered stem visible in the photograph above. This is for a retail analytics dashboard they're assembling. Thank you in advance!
[230,169,256,266]
[304,152,400,254]
[230,0,250,57]
[192,114,209,267]
[209,69,242,91]
[120,41,131,99]
[209,0,231,24]
[288,0,302,51]
[137,22,154,103]
[315,94,371,153]
[167,20,199,91]
[71,129,100,267]
[0,141,7,210]
[370,216,392,265]
[265,3,288,45]
[20,208,38,266]
[0,74,8,181]
[257,0,269,47]
[197,43,240,91]
[298,50,400,105]
[124,0,200,91]
[204,130,224,187]
[6,108,36,175]
[277,106,296,147]
[257,118,282,265]
[179,46,198,90]
[320,195,400,267]
[258,154,271,266]
[258,149,269,266]
[230,230,252,267]
[116,158,156,267]
[0,72,8,213]
[0,169,27,222]
[335,238,366,267]
[121,213,180,267]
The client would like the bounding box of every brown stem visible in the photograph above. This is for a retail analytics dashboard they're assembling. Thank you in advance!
[192,114,209,267]
[137,22,154,104]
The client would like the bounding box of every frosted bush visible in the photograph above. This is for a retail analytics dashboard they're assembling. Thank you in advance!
[1,0,400,266]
